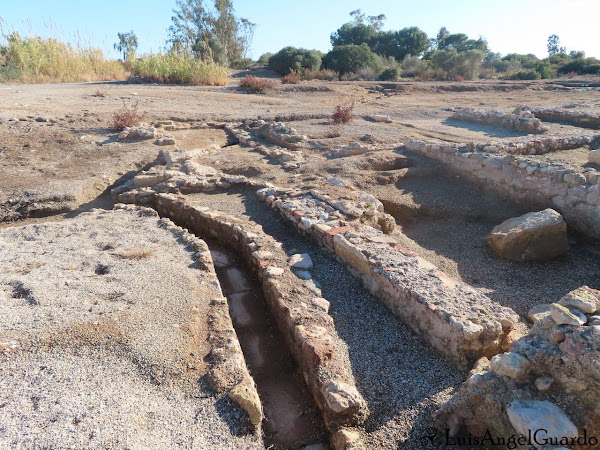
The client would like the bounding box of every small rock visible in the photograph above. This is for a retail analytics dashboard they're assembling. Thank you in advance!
[588,315,600,326]
[228,378,263,428]
[369,114,392,123]
[485,209,569,261]
[527,304,552,323]
[157,135,176,146]
[265,266,284,277]
[558,334,585,356]
[507,400,577,447]
[328,177,348,187]
[331,428,364,450]
[289,253,313,270]
[550,303,587,326]
[311,297,330,313]
[534,376,553,391]
[322,380,365,414]
[490,352,530,380]
[294,270,312,280]
[589,150,600,165]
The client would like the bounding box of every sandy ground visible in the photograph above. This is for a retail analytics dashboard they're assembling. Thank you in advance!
[0,208,261,449]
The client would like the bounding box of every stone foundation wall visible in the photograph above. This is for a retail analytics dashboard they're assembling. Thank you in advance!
[451,109,548,134]
[405,140,600,238]
[258,186,524,369]
[524,106,600,129]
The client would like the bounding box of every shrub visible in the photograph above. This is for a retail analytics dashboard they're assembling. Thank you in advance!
[557,58,600,75]
[239,74,277,93]
[401,55,429,78]
[112,102,145,130]
[268,47,323,75]
[322,43,383,75]
[354,66,379,80]
[131,52,228,85]
[332,103,354,124]
[510,70,541,80]
[379,66,401,81]
[0,62,22,82]
[534,61,556,79]
[478,67,496,79]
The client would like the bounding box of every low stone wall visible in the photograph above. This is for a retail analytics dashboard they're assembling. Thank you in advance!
[451,109,548,134]
[257,186,524,369]
[435,286,600,448]
[405,140,600,238]
[116,191,369,445]
[522,106,600,129]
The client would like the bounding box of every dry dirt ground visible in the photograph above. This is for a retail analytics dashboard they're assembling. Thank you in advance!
[1,71,600,449]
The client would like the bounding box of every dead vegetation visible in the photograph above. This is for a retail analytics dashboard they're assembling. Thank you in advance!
[117,246,154,260]
[111,102,145,130]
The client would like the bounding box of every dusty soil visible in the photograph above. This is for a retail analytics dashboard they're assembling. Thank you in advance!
[2,71,600,448]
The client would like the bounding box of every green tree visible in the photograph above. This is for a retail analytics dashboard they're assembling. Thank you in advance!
[322,43,383,75]
[114,31,138,61]
[330,23,377,47]
[547,34,566,56]
[330,9,386,47]
[432,27,450,50]
[430,48,483,79]
[370,27,429,60]
[167,0,255,67]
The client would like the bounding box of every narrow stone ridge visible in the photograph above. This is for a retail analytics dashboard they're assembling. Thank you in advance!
[257,186,524,369]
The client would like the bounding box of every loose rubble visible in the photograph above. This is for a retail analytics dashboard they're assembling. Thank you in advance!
[435,286,600,446]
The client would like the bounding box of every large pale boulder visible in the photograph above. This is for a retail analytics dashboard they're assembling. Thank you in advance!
[507,400,578,448]
[485,209,569,261]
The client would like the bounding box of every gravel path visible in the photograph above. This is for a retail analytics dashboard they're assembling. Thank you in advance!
[187,190,465,449]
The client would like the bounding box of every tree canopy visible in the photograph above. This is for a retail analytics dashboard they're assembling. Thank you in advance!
[167,0,255,67]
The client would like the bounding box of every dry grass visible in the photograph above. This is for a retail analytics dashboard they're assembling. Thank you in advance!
[281,71,301,84]
[0,33,128,83]
[131,52,228,86]
[117,246,154,260]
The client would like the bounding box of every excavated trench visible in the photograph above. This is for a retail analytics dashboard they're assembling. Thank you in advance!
[373,150,600,317]
[208,244,326,449]
[183,189,464,449]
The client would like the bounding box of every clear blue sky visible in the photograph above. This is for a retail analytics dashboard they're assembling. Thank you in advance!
[1,0,598,60]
